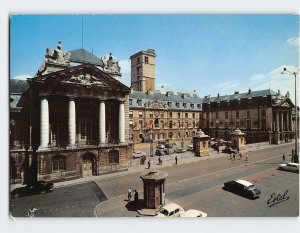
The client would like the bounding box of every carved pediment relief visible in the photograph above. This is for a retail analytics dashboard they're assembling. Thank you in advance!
[65,73,104,86]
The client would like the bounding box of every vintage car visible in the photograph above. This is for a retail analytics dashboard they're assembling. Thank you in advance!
[155,203,185,217]
[133,150,146,159]
[181,209,208,217]
[223,179,261,199]
[278,162,299,173]
[10,181,54,198]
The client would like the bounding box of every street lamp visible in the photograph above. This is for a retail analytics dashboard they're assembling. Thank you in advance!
[281,68,298,163]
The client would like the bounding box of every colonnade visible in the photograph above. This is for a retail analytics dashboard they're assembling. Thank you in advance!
[39,96,125,149]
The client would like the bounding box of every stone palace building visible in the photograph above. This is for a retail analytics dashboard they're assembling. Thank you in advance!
[10,42,133,184]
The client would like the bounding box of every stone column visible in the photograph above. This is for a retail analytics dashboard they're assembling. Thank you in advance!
[39,96,49,149]
[286,112,289,131]
[99,100,106,144]
[119,101,125,143]
[281,111,284,131]
[290,112,293,131]
[68,97,76,147]
[276,111,279,131]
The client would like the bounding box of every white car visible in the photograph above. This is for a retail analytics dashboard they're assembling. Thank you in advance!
[155,203,185,217]
[133,150,146,159]
[278,162,299,173]
[181,209,208,217]
[187,145,193,151]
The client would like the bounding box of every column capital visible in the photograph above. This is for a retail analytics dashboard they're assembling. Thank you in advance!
[98,97,107,103]
[39,94,49,100]
[118,98,126,103]
[66,95,76,101]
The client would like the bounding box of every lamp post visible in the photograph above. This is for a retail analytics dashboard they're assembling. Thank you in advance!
[282,68,298,163]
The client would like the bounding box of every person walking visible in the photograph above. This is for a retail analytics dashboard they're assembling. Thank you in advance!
[175,156,178,165]
[27,207,37,218]
[127,187,132,201]
[147,159,151,169]
[134,190,139,202]
[245,153,248,162]
[232,153,236,160]
[158,157,162,165]
[282,153,285,161]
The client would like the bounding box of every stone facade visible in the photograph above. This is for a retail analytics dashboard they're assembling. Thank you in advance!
[10,42,132,184]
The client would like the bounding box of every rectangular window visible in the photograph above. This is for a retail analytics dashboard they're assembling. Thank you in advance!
[261,109,266,117]
[169,121,173,129]
[225,112,228,119]
[216,112,219,119]
[139,111,143,118]
[137,99,142,106]
[169,112,173,118]
[137,57,140,64]
[236,111,239,118]
[129,99,132,105]
[129,111,133,118]
[185,113,188,118]
[225,122,229,129]
[192,113,195,118]
[261,119,266,130]
[177,112,181,118]
[149,112,153,118]
[236,121,240,128]
[247,110,250,118]
[145,56,149,63]
[246,120,251,129]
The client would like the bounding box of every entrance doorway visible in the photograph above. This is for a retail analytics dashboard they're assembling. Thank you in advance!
[81,152,96,177]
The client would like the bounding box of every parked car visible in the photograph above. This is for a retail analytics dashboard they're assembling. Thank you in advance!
[181,209,208,217]
[176,148,187,153]
[164,144,176,155]
[223,179,261,199]
[222,146,236,154]
[10,181,54,198]
[156,144,165,149]
[142,136,152,143]
[211,143,220,151]
[187,145,193,151]
[155,149,166,156]
[133,150,146,159]
[278,162,299,173]
[155,203,185,217]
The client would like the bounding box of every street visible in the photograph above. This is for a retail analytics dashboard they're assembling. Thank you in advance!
[10,143,298,217]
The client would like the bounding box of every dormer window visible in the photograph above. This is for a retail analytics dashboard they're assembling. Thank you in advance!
[167,101,172,107]
[183,103,187,108]
[129,99,132,105]
[190,103,194,109]
[197,104,201,109]
[137,99,142,106]
[176,102,180,108]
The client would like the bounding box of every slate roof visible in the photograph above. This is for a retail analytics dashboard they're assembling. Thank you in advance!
[129,90,203,111]
[10,79,29,94]
[202,89,277,104]
[70,49,104,67]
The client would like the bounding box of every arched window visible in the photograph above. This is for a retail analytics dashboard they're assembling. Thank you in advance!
[52,155,66,171]
[108,149,119,164]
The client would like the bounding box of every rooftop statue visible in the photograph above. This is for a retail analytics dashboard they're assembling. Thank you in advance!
[100,53,121,74]
[45,41,71,64]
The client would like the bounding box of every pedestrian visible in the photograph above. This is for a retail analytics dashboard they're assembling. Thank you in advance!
[245,153,248,162]
[128,187,132,201]
[134,190,138,202]
[158,157,162,165]
[217,146,220,154]
[233,153,236,160]
[175,156,178,165]
[292,149,294,156]
[239,153,242,160]
[27,206,37,218]
[147,159,151,169]
[283,153,285,161]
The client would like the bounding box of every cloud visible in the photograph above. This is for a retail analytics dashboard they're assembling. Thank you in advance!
[287,37,299,47]
[212,81,240,89]
[11,75,32,80]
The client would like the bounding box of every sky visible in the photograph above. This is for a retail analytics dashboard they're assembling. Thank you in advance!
[10,14,299,101]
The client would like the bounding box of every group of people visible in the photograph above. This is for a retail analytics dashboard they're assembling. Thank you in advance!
[146,155,178,169]
[127,187,139,202]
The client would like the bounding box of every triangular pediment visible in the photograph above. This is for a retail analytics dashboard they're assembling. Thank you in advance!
[33,64,130,92]
[275,97,295,108]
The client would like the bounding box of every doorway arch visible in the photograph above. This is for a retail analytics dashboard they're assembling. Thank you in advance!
[81,152,97,177]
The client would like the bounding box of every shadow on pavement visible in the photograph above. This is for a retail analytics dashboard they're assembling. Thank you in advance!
[125,199,144,211]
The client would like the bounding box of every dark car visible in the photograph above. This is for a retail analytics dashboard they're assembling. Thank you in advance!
[211,143,220,151]
[10,181,54,198]
[222,146,236,154]
[142,136,153,143]
[223,179,261,199]
[155,149,166,156]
